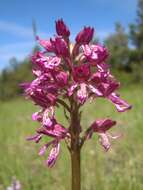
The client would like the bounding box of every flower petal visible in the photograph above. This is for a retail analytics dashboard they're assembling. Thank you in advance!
[46,142,60,167]
[88,84,103,96]
[98,132,110,151]
[26,134,43,143]
[37,123,68,139]
[108,93,132,112]
[77,83,88,104]
[42,107,55,128]
[36,36,54,51]
[32,110,43,122]
[39,140,55,156]
[91,119,116,132]
[68,84,78,96]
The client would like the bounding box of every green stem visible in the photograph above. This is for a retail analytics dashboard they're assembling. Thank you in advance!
[71,147,81,190]
[70,99,81,190]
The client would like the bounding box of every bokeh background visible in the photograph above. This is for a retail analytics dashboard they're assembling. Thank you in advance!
[0,0,143,189]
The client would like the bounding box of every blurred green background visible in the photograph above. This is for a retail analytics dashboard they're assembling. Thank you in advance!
[0,0,143,189]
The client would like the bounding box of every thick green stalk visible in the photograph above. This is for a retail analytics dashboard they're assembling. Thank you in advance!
[71,144,81,190]
[70,100,81,190]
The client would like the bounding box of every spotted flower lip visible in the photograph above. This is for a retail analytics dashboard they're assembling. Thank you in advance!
[22,19,131,167]
[77,83,88,104]
[38,140,61,168]
[46,142,60,168]
[88,119,118,151]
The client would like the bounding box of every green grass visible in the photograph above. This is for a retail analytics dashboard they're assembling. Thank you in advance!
[0,85,143,190]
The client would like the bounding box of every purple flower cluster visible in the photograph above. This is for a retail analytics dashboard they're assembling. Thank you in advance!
[22,19,131,167]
